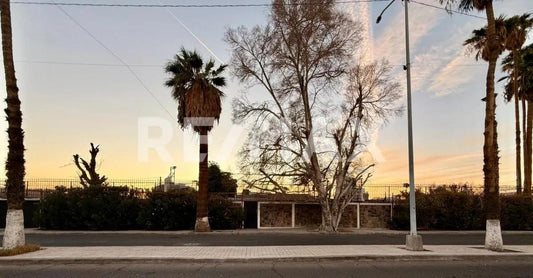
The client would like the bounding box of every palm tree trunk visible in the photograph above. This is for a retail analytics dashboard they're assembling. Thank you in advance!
[483,1,503,251]
[195,127,210,232]
[524,100,533,194]
[523,98,527,191]
[1,0,26,249]
[513,50,522,194]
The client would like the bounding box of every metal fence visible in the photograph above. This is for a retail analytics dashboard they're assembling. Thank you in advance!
[362,184,517,201]
[0,178,195,199]
[0,178,519,201]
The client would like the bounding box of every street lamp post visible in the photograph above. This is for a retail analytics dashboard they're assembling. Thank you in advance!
[377,0,423,251]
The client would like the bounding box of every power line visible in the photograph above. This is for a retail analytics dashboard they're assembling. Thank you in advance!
[12,0,391,8]
[158,1,225,64]
[52,3,176,120]
[16,59,485,69]
[410,0,486,20]
[16,60,162,67]
[12,0,489,19]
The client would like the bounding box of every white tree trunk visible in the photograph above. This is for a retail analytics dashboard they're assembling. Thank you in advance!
[2,209,25,249]
[194,216,210,232]
[485,219,503,251]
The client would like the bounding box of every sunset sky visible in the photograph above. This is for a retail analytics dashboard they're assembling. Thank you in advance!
[0,0,531,186]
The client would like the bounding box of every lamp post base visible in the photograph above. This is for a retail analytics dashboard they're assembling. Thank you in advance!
[405,234,424,251]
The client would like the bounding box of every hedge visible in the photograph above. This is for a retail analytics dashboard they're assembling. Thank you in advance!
[0,200,40,228]
[391,185,533,230]
[34,186,244,230]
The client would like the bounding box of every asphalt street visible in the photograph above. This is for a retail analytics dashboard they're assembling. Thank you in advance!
[23,231,533,246]
[0,259,531,278]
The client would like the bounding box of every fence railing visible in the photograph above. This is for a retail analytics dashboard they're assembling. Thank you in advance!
[0,179,519,201]
[0,178,196,199]
[362,184,517,201]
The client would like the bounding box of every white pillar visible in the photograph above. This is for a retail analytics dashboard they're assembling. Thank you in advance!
[291,203,296,228]
[357,203,361,229]
[257,202,261,229]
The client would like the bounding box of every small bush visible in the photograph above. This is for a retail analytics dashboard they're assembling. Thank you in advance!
[391,185,532,230]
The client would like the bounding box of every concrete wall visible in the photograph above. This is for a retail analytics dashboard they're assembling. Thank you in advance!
[257,202,391,229]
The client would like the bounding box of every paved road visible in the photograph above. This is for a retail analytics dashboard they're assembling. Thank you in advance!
[0,259,531,277]
[23,231,533,246]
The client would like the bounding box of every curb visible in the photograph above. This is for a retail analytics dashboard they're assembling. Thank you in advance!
[2,254,533,264]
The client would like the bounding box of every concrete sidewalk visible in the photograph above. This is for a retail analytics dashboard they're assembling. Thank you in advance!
[1,245,533,263]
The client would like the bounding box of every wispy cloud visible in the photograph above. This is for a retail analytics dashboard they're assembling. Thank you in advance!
[371,147,484,184]
[425,21,484,97]
[429,53,485,96]
[374,6,442,68]
[368,4,444,164]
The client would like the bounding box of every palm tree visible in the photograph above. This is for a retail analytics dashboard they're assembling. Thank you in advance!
[164,48,226,232]
[502,44,533,194]
[501,14,533,194]
[523,46,533,194]
[505,13,533,193]
[440,0,505,251]
[1,0,26,249]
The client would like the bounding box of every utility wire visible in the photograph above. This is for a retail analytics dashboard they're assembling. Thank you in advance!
[158,0,225,64]
[52,3,175,120]
[16,60,485,67]
[13,0,391,8]
[410,0,486,20]
[12,0,491,20]
[16,60,162,67]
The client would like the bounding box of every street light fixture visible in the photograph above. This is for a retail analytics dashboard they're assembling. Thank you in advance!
[376,0,423,251]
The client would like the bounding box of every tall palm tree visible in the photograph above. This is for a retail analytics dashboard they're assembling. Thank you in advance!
[1,0,26,249]
[501,14,533,194]
[502,44,533,194]
[440,0,505,251]
[523,46,533,193]
[164,48,226,232]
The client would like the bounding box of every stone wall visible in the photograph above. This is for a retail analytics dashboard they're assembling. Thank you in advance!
[259,202,391,229]
[295,204,321,227]
[259,203,292,227]
[294,204,358,228]
[339,205,357,228]
[360,204,390,228]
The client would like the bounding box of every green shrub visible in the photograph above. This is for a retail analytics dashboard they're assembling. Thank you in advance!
[33,187,70,229]
[137,191,196,230]
[501,195,533,230]
[35,187,243,230]
[35,186,143,230]
[208,195,244,230]
[1,200,40,228]
[391,185,532,230]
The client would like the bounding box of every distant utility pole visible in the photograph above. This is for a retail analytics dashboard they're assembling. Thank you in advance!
[377,0,423,251]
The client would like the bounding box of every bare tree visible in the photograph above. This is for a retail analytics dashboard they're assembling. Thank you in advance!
[226,0,402,231]
[73,143,108,188]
